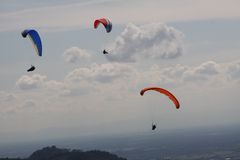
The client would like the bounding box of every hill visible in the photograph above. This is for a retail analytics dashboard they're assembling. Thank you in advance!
[0,146,127,160]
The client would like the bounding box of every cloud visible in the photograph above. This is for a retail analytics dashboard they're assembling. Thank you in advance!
[194,61,220,75]
[44,80,66,91]
[14,60,239,98]
[106,23,184,62]
[59,63,136,96]
[226,60,240,81]
[12,59,240,108]
[65,63,134,83]
[140,64,188,87]
[15,63,134,97]
[5,59,240,136]
[44,80,71,96]
[58,60,226,95]
[63,47,91,63]
[15,74,71,96]
[182,61,220,82]
[16,74,47,90]
[138,61,226,87]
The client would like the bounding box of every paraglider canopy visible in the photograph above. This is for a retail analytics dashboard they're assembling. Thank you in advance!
[21,29,42,57]
[140,87,180,109]
[94,18,112,33]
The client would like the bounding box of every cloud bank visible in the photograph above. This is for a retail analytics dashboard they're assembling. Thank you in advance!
[15,59,240,97]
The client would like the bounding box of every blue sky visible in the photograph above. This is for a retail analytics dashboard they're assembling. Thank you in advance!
[0,0,240,143]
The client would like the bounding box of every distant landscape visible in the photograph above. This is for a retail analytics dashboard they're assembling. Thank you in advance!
[0,125,240,160]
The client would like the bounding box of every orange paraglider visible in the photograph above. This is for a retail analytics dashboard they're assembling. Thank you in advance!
[140,87,180,109]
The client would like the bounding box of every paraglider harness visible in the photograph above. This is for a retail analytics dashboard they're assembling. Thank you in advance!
[103,49,108,54]
[27,65,35,72]
[152,123,157,130]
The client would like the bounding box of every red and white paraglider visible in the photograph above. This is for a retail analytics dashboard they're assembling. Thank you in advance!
[94,18,112,33]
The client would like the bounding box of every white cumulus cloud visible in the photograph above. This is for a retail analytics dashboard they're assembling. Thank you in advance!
[194,61,220,75]
[63,47,91,63]
[106,23,184,62]
[139,61,226,87]
[65,63,134,83]
[16,74,47,90]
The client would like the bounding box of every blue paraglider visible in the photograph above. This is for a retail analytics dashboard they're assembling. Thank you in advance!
[22,29,42,56]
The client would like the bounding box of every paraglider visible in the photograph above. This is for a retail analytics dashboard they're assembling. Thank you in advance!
[94,18,112,33]
[21,29,42,57]
[140,87,180,131]
[21,29,42,72]
[103,49,109,54]
[27,65,35,72]
[140,87,180,109]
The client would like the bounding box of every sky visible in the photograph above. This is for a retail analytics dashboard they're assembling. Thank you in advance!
[0,0,240,144]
